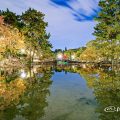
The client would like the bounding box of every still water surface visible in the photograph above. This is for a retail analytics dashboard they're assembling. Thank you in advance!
[0,65,119,120]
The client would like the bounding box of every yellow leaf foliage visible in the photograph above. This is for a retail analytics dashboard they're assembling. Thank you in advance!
[0,78,26,110]
[80,47,100,62]
[0,24,25,53]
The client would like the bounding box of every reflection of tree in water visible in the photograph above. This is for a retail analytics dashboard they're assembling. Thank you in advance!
[0,65,119,120]
[0,66,53,120]
[76,66,120,120]
[54,65,120,120]
[93,69,120,120]
[18,66,53,120]
[0,68,26,112]
[54,65,79,73]
[0,68,20,83]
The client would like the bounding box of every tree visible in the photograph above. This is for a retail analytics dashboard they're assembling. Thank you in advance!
[0,8,53,64]
[93,0,120,63]
[0,16,4,24]
[0,9,21,28]
[80,46,100,62]
[0,20,25,60]
[21,8,52,63]
[65,47,67,51]
[76,47,86,60]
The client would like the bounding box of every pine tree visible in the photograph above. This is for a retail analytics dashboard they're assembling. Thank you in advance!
[93,0,120,63]
[21,8,52,62]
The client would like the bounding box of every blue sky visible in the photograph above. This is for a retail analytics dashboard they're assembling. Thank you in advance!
[0,0,100,50]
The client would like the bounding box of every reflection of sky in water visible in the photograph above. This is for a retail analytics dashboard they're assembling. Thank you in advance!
[20,67,38,79]
[41,72,98,120]
[89,74,100,78]
[20,70,27,78]
[20,72,27,78]
[37,73,44,78]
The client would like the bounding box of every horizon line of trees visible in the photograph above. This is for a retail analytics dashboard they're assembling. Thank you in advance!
[55,0,120,64]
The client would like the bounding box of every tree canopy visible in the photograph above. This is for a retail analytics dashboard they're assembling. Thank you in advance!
[0,8,53,65]
[93,0,120,62]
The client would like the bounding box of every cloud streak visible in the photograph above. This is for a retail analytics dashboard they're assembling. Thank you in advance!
[50,0,100,22]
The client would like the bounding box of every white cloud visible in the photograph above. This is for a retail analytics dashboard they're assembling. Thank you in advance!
[68,0,97,15]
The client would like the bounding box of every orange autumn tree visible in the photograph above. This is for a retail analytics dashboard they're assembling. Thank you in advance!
[0,16,25,60]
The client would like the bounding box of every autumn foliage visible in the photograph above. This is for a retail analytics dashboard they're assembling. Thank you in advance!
[0,78,26,110]
[0,16,4,25]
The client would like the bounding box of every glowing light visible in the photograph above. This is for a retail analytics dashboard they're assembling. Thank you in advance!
[20,49,25,54]
[82,64,86,68]
[20,72,26,78]
[20,70,27,78]
[31,51,34,55]
[72,65,75,69]
[71,55,75,60]
[57,54,63,60]
[33,67,37,73]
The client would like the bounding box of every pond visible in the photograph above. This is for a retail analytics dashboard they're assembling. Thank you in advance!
[0,65,120,120]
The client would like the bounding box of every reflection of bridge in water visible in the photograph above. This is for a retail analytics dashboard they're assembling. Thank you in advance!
[37,59,98,65]
[34,59,120,68]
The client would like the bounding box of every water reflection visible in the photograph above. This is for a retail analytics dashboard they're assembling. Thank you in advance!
[20,70,27,78]
[0,66,53,120]
[51,65,120,120]
[0,65,119,120]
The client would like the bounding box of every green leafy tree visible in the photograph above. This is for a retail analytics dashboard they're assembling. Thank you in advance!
[0,8,53,64]
[0,8,22,29]
[21,8,52,63]
[93,0,120,63]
